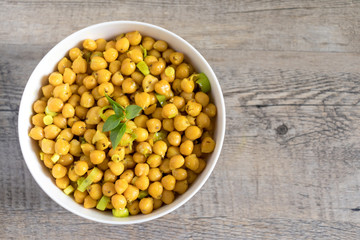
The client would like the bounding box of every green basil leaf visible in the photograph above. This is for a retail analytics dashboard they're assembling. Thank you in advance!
[125,105,142,120]
[105,93,125,111]
[113,104,124,118]
[110,123,126,149]
[102,115,121,132]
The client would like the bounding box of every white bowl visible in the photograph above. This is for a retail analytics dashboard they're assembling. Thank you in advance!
[18,21,226,224]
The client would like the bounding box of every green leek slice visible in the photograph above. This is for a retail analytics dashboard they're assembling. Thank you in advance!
[63,185,74,195]
[96,196,110,211]
[136,61,150,76]
[112,208,129,218]
[196,73,211,93]
[77,167,101,192]
[155,94,166,107]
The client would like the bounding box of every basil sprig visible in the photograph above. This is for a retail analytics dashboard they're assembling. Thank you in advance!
[103,94,142,149]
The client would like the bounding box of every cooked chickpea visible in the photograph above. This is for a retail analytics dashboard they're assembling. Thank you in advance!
[176,63,190,79]
[124,184,139,202]
[186,100,202,117]
[139,197,154,214]
[170,96,185,110]
[41,139,55,154]
[150,61,165,76]
[147,168,162,182]
[52,163,67,179]
[142,74,159,93]
[112,194,127,209]
[148,182,163,199]
[55,138,70,155]
[153,40,168,52]
[47,97,64,112]
[120,169,135,183]
[90,56,108,71]
[55,176,70,189]
[94,69,112,84]
[58,153,74,166]
[103,48,118,62]
[134,92,150,109]
[174,115,190,131]
[108,161,125,176]
[83,195,97,208]
[169,52,184,65]
[115,178,129,194]
[167,131,181,146]
[172,168,188,181]
[33,100,46,113]
[154,79,171,96]
[201,137,216,153]
[146,118,162,133]
[135,163,150,176]
[74,190,88,204]
[153,140,167,158]
[147,154,162,168]
[161,103,178,118]
[161,175,176,191]
[80,92,95,108]
[203,103,217,118]
[72,56,87,74]
[69,139,82,157]
[135,175,150,191]
[29,126,44,140]
[90,150,106,164]
[120,58,136,76]
[162,118,174,132]
[161,190,175,205]
[122,78,137,94]
[174,180,188,194]
[127,48,143,64]
[185,126,202,140]
[102,182,116,197]
[126,31,142,46]
[128,200,140,215]
[169,155,185,170]
[71,121,86,136]
[83,39,97,51]
[88,183,102,200]
[166,146,180,159]
[133,127,148,143]
[181,78,195,93]
[180,140,194,156]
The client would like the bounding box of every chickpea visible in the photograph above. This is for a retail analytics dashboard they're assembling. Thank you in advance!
[83,195,97,209]
[55,176,70,189]
[115,178,129,195]
[90,150,106,164]
[33,100,46,113]
[174,115,190,131]
[47,97,63,112]
[127,48,143,64]
[87,183,102,200]
[101,182,116,197]
[176,63,190,79]
[67,94,80,107]
[108,161,125,176]
[32,113,46,127]
[134,163,150,177]
[167,131,181,146]
[194,158,206,174]
[169,52,184,65]
[133,127,148,143]
[134,92,150,109]
[133,115,147,128]
[161,190,174,205]
[98,82,115,96]
[170,96,185,110]
[142,74,159,93]
[131,71,145,85]
[179,140,194,156]
[52,163,67,179]
[72,56,87,74]
[55,138,70,155]
[174,180,188,194]
[169,155,185,170]
[74,190,88,204]
[203,103,217,118]
[161,175,176,191]
[41,139,55,154]
[153,140,167,158]
[79,92,95,108]
[90,56,108,71]
[71,121,86,136]
[69,48,82,61]
[185,126,202,140]
[154,79,171,96]
[196,112,211,129]
[185,100,202,117]
[201,137,216,153]
[103,48,118,63]
[84,106,101,125]
[43,154,54,169]
[29,126,44,140]
[63,68,76,85]
[53,83,72,102]
[159,158,171,174]
[150,61,165,76]
[148,182,163,199]
[151,107,163,120]
[68,139,81,157]
[146,118,162,133]
[166,146,180,159]
[48,72,63,86]
[111,194,127,209]
[147,168,161,182]
[135,175,150,191]
[172,168,187,181]
[139,197,154,214]
[126,31,142,46]
[61,103,75,118]
[109,61,121,74]
[162,48,175,63]
[41,85,54,99]
[162,103,178,118]
[162,119,174,132]
[141,36,155,50]
[194,92,209,107]
[58,153,74,166]
[120,169,135,183]
[184,154,199,171]
[153,40,168,52]
[121,78,137,94]
[83,39,97,51]
[124,184,139,202]
[147,154,162,168]
[104,169,117,183]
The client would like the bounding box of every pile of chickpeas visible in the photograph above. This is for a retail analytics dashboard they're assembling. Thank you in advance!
[29,31,217,216]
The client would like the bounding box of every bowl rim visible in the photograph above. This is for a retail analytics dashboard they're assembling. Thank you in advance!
[18,20,226,224]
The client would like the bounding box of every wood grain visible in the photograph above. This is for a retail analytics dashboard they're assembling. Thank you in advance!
[2,0,360,239]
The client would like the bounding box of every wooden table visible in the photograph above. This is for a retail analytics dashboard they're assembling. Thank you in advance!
[1,0,360,239]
